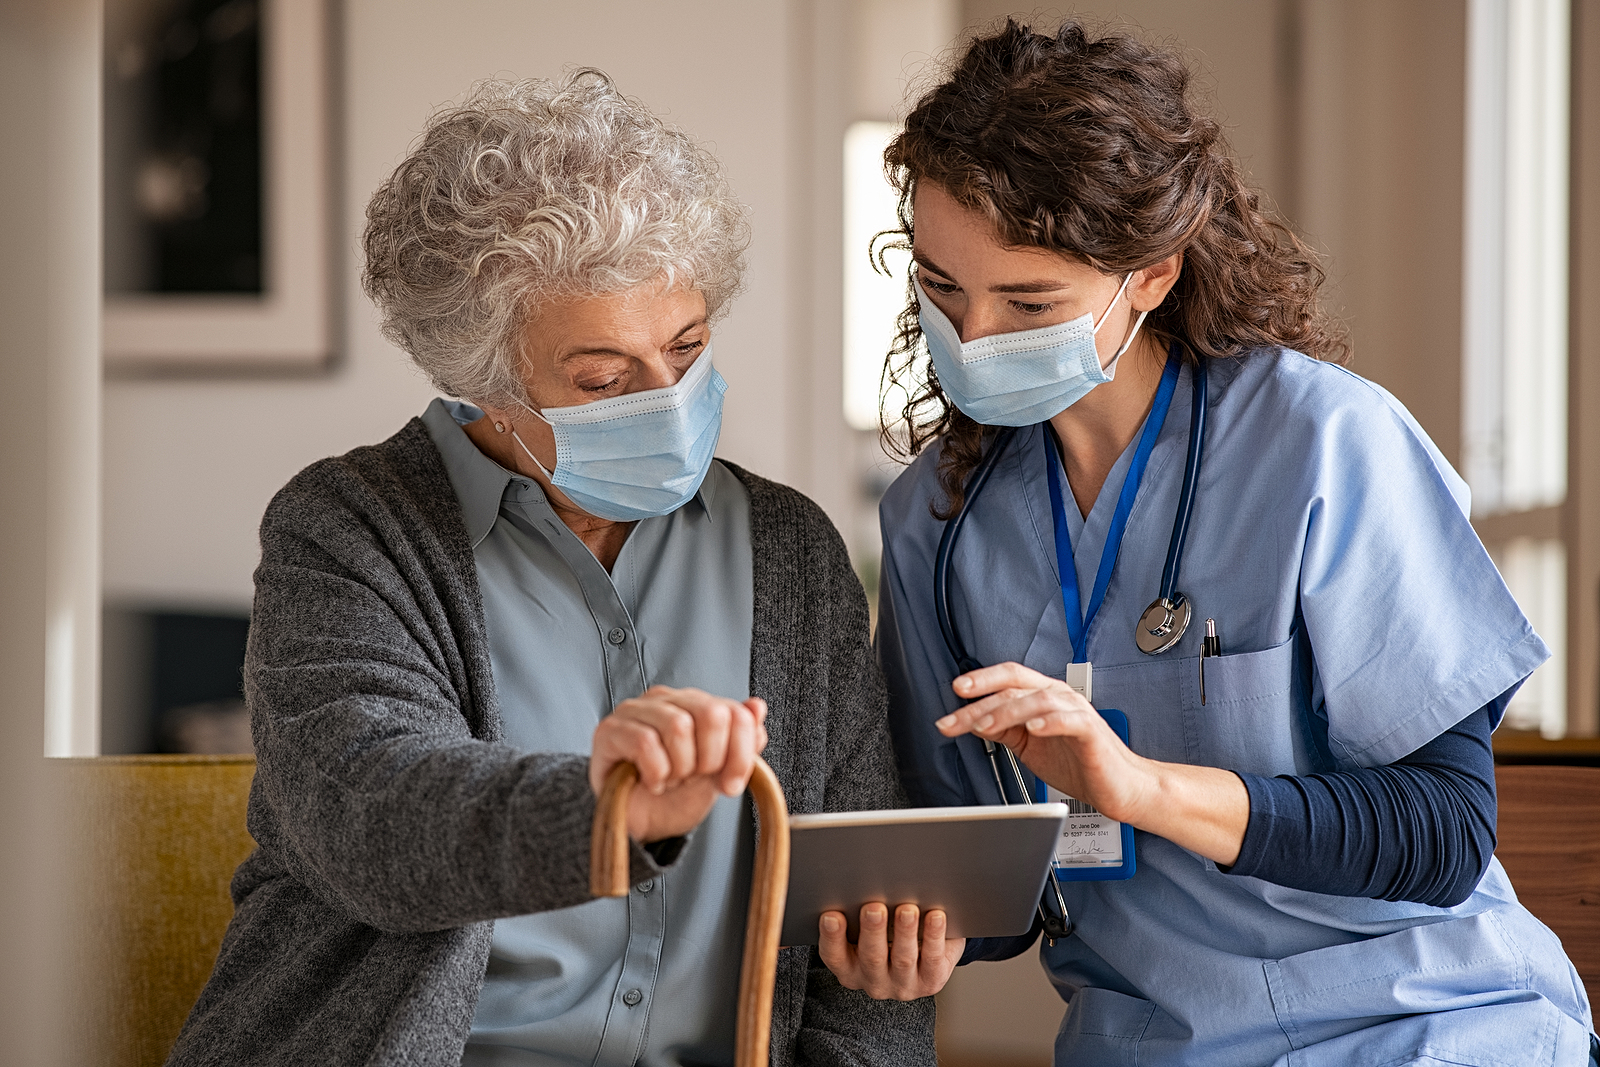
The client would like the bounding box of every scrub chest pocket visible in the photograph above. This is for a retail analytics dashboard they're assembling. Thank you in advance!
[1188,637,1324,778]
[1094,636,1323,780]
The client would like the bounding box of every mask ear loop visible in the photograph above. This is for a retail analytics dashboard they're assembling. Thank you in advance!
[1091,272,1150,377]
[507,400,558,482]
[1103,310,1150,375]
[509,418,609,522]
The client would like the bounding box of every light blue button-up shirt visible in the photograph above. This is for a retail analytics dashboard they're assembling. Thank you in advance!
[422,399,756,1067]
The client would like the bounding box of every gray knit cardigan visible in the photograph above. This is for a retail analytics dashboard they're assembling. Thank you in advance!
[164,419,936,1067]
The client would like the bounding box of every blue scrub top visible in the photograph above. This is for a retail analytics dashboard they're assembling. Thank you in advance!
[877,349,1592,1066]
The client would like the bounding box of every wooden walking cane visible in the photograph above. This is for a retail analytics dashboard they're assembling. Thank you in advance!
[591,758,790,1067]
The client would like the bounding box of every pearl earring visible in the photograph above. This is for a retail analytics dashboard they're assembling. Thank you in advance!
[494,421,506,433]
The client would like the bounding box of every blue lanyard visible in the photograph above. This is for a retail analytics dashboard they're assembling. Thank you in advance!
[1045,347,1182,664]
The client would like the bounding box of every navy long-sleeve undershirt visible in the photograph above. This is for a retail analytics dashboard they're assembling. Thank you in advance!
[1226,706,1498,908]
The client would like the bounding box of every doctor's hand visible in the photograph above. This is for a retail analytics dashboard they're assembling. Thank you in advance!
[590,686,768,844]
[938,662,1249,866]
[938,663,1147,822]
[817,903,964,1000]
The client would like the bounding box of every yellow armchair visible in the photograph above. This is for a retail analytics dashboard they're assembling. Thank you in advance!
[56,755,255,1067]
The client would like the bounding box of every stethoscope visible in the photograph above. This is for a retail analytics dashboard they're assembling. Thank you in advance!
[932,351,1208,940]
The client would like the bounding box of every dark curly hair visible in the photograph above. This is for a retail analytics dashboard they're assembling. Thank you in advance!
[879,18,1348,516]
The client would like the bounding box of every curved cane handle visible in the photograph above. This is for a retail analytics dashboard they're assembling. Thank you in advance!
[590,762,640,899]
[589,757,790,1067]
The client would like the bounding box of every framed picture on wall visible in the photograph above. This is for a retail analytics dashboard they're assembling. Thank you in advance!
[103,0,336,374]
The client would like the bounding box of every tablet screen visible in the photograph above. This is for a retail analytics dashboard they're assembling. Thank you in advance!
[780,804,1067,945]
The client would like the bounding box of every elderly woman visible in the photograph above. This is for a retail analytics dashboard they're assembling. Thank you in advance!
[165,73,940,1067]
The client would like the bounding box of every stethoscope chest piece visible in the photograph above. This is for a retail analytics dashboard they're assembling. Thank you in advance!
[1136,594,1191,655]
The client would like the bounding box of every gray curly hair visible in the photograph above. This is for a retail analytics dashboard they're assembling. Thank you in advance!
[362,71,750,406]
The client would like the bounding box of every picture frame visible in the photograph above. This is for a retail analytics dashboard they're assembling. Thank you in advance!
[103,0,337,375]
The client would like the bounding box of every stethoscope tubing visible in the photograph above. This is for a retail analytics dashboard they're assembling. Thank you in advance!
[1158,358,1208,601]
[933,426,1016,673]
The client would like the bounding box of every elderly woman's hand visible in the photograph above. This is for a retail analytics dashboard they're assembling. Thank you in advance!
[818,903,964,1000]
[590,686,769,843]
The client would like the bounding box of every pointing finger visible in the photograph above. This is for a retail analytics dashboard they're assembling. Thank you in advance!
[952,662,1056,700]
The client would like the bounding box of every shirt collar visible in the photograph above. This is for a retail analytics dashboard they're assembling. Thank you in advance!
[422,399,513,547]
[420,397,714,548]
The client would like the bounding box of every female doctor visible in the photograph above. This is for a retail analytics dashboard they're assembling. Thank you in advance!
[865,19,1596,1067]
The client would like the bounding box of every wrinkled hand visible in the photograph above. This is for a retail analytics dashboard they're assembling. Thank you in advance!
[817,903,964,1000]
[936,662,1156,825]
[590,686,768,843]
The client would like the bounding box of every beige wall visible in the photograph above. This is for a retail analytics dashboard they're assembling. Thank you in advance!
[1296,0,1468,467]
[102,0,840,608]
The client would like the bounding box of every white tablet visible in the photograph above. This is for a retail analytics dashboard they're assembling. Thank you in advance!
[779,804,1068,946]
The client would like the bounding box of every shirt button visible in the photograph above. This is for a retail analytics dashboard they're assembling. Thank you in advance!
[622,988,643,1007]
[636,879,654,894]
[607,627,627,645]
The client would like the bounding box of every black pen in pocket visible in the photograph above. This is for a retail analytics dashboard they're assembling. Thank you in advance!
[1199,618,1221,705]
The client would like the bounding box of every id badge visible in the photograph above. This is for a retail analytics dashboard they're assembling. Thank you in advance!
[1037,704,1138,882]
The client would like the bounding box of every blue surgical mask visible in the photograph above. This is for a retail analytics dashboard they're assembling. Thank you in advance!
[916,271,1148,426]
[510,346,726,522]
